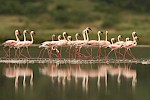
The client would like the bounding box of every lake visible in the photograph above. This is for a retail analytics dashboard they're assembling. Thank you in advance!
[0,46,150,100]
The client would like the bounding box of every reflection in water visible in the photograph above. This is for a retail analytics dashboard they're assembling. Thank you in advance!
[39,63,137,92]
[3,63,33,91]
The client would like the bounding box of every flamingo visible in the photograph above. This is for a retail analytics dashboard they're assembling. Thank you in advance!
[22,31,36,58]
[14,31,35,59]
[87,31,103,59]
[74,29,92,59]
[64,33,81,58]
[38,34,57,58]
[14,30,29,58]
[122,32,138,60]
[99,31,111,59]
[2,30,21,58]
[107,38,122,59]
[40,35,64,58]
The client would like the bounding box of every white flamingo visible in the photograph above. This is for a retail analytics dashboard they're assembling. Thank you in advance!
[99,31,111,59]
[2,30,21,58]
[123,32,139,60]
[107,38,122,59]
[14,31,35,59]
[38,34,57,58]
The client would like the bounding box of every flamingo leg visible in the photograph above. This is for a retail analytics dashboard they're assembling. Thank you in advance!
[116,50,123,59]
[47,49,52,59]
[26,47,31,58]
[127,49,136,60]
[123,49,127,60]
[104,48,107,60]
[41,49,46,58]
[19,48,28,59]
[97,46,103,59]
[114,50,118,59]
[106,49,113,59]
[14,48,19,58]
[3,47,9,58]
[38,48,44,58]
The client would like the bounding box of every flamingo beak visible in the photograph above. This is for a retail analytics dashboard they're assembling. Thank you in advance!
[79,33,82,37]
[101,31,103,34]
[26,30,29,34]
[88,27,92,31]
[137,37,139,41]
[18,31,21,35]
[66,32,68,36]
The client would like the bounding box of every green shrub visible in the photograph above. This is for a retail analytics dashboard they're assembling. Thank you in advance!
[101,15,120,28]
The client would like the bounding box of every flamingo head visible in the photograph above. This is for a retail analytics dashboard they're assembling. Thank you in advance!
[119,35,123,38]
[86,27,92,31]
[133,32,137,37]
[52,34,56,39]
[98,31,103,34]
[126,37,130,41]
[23,30,29,34]
[15,30,21,35]
[63,32,68,36]
[78,33,82,37]
[30,31,36,35]
[111,38,116,42]
[67,36,72,41]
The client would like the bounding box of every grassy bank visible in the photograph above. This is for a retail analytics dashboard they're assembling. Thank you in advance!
[0,0,149,44]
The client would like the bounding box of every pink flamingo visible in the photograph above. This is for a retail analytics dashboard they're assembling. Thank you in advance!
[87,31,104,59]
[2,30,21,58]
[99,31,111,59]
[22,31,36,58]
[41,35,63,58]
[107,38,122,59]
[73,28,92,59]
[123,36,139,60]
[14,31,35,59]
[38,34,56,58]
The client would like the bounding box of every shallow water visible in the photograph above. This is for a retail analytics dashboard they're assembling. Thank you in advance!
[0,63,150,100]
[0,46,150,100]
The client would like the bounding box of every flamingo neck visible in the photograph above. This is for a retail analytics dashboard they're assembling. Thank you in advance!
[52,35,55,41]
[82,30,86,41]
[58,36,61,41]
[15,32,20,42]
[75,34,78,40]
[132,32,135,41]
[111,39,114,44]
[63,33,67,40]
[133,37,137,45]
[118,36,120,42]
[30,33,34,43]
[105,31,108,41]
[98,32,101,41]
[86,31,89,41]
[23,31,26,41]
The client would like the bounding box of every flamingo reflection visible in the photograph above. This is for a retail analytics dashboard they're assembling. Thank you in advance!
[3,63,33,89]
[39,63,71,85]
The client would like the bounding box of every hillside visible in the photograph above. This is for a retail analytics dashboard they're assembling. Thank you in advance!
[0,0,150,44]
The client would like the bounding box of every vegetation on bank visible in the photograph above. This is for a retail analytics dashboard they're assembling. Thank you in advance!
[0,0,149,44]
